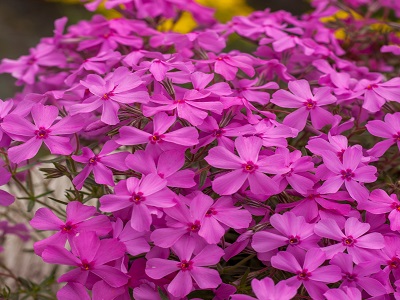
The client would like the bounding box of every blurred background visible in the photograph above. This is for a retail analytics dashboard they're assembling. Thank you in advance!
[0,0,311,98]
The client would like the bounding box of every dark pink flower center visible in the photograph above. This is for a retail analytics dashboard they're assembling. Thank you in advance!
[88,155,100,165]
[130,192,145,204]
[342,236,356,247]
[304,99,317,110]
[35,127,50,139]
[393,132,400,141]
[27,57,36,65]
[102,92,113,100]
[366,84,378,90]
[297,269,311,280]
[205,207,217,217]
[344,272,357,282]
[80,260,93,271]
[288,235,300,245]
[388,257,400,269]
[306,194,320,201]
[149,133,164,144]
[390,202,400,211]
[213,129,225,138]
[340,169,355,181]
[60,222,76,233]
[178,259,193,271]
[173,99,185,104]
[187,220,201,232]
[243,161,258,173]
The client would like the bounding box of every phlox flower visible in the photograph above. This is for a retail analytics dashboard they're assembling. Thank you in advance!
[126,149,196,188]
[117,112,199,149]
[324,286,362,300]
[358,189,400,231]
[0,165,15,206]
[271,248,341,300]
[30,201,112,255]
[366,112,400,157]
[100,174,177,232]
[188,193,252,244]
[230,277,297,300]
[314,217,385,263]
[146,239,223,298]
[2,103,83,163]
[70,67,149,125]
[330,252,387,297]
[271,79,336,131]
[42,231,128,288]
[72,140,129,190]
[205,136,286,196]
[0,99,14,147]
[252,212,319,256]
[318,146,377,203]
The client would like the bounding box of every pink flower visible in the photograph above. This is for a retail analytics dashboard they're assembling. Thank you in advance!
[100,174,177,232]
[126,149,196,188]
[318,146,377,203]
[366,112,400,157]
[230,277,297,300]
[42,231,128,288]
[324,286,362,300]
[271,248,341,300]
[271,79,336,131]
[314,217,385,263]
[330,252,387,297]
[205,136,285,195]
[358,189,400,231]
[117,112,199,149]
[146,239,223,298]
[72,140,129,190]
[2,103,83,163]
[30,201,112,255]
[70,67,149,125]
[0,166,15,206]
[252,212,319,255]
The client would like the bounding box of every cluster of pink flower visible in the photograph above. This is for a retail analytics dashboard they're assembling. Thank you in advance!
[0,0,400,299]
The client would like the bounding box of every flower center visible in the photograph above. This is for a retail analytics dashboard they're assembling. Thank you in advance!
[35,127,50,139]
[27,57,36,65]
[390,202,400,211]
[173,99,185,104]
[297,269,311,281]
[213,129,225,138]
[130,192,145,204]
[344,272,357,282]
[366,84,378,90]
[61,222,76,233]
[388,257,400,269]
[340,169,355,181]
[393,132,400,141]
[304,99,316,110]
[101,92,113,100]
[242,161,258,173]
[205,208,217,217]
[80,260,93,271]
[288,235,300,245]
[187,220,201,232]
[149,133,164,144]
[88,155,99,165]
[178,259,193,271]
[306,194,319,201]
[342,236,356,247]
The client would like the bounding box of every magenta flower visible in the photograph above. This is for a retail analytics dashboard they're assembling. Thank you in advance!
[2,103,83,163]
[271,248,341,300]
[271,79,336,131]
[30,201,112,255]
[317,146,377,203]
[314,217,385,263]
[324,286,362,300]
[146,239,223,298]
[366,112,400,157]
[127,149,196,188]
[112,218,150,256]
[72,140,129,190]
[193,193,252,244]
[42,231,128,288]
[70,67,149,125]
[330,252,387,297]
[57,283,90,300]
[230,277,298,300]
[205,136,286,195]
[252,212,319,255]
[100,174,177,232]
[358,189,400,231]
[117,112,199,149]
[0,99,14,147]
